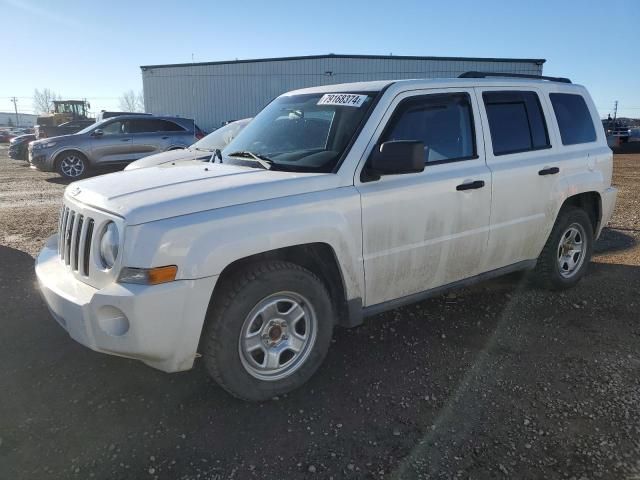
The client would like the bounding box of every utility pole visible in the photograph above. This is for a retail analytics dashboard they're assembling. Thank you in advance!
[10,96,19,126]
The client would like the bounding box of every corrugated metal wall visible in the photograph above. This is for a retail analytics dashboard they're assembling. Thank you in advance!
[141,56,543,131]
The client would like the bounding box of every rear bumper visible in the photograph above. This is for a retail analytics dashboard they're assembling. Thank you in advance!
[597,186,618,238]
[36,235,218,372]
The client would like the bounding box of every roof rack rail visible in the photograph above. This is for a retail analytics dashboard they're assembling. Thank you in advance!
[458,71,572,83]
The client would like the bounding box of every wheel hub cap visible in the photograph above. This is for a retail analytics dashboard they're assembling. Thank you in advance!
[239,292,317,381]
[557,223,586,278]
[60,156,84,177]
[264,321,287,345]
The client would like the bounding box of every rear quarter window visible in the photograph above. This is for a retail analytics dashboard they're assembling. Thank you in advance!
[549,93,597,145]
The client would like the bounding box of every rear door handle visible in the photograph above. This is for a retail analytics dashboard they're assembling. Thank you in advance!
[161,136,169,140]
[121,138,131,142]
[456,180,485,191]
[538,167,559,176]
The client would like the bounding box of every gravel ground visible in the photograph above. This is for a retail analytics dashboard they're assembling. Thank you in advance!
[1,146,639,479]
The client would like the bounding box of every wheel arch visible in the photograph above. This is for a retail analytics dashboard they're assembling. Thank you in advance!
[53,148,91,168]
[559,191,602,235]
[209,243,354,329]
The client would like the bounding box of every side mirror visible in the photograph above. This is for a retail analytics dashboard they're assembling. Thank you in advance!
[370,140,425,176]
[92,129,104,137]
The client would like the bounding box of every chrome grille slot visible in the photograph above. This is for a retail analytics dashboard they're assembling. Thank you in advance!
[64,212,75,265]
[58,206,95,276]
[83,219,94,276]
[71,214,84,271]
[59,207,70,258]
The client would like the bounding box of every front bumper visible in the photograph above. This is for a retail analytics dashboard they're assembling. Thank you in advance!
[597,186,618,238]
[28,147,54,171]
[9,143,29,160]
[35,235,218,372]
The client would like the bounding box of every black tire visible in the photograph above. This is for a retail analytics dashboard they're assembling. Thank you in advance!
[202,260,335,401]
[533,206,594,290]
[56,151,89,179]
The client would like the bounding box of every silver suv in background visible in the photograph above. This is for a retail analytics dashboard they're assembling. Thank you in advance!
[29,115,205,179]
[125,118,251,170]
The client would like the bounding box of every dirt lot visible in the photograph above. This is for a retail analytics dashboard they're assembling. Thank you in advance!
[1,147,639,480]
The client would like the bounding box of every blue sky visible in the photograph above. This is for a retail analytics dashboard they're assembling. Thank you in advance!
[1,0,639,118]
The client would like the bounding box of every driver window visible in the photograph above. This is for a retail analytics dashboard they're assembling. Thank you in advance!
[382,93,476,164]
[101,121,124,135]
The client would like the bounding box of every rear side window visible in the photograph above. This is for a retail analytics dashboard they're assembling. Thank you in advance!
[549,93,597,145]
[129,119,186,133]
[382,93,476,164]
[483,91,550,156]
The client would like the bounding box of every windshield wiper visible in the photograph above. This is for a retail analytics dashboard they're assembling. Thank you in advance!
[226,151,273,170]
[193,147,223,163]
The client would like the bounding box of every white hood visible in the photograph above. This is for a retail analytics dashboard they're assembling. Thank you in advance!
[67,162,339,225]
[124,149,210,170]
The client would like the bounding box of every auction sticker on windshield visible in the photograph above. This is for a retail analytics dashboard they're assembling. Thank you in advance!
[317,94,368,107]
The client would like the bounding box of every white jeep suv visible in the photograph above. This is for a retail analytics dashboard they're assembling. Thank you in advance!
[36,73,617,401]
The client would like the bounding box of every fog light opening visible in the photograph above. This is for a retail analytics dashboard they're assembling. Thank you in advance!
[97,306,130,337]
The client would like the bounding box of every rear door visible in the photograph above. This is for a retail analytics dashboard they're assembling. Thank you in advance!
[89,119,134,164]
[130,119,188,158]
[476,87,563,271]
[357,88,492,306]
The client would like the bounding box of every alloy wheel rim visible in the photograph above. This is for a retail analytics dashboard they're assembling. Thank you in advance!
[60,156,84,177]
[239,292,317,381]
[557,223,587,278]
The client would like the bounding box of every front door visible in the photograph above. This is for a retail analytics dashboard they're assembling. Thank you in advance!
[357,89,492,306]
[90,119,134,164]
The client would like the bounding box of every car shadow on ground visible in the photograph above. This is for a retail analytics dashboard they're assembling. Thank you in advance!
[594,227,637,253]
[2,241,640,479]
[44,166,125,185]
[612,142,640,154]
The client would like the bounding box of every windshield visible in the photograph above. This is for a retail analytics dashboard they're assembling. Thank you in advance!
[192,118,251,151]
[222,92,376,172]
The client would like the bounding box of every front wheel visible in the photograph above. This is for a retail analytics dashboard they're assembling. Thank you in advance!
[202,261,335,401]
[56,151,89,179]
[533,206,594,290]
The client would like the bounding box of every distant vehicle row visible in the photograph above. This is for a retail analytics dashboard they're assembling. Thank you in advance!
[25,115,248,178]
[0,127,34,143]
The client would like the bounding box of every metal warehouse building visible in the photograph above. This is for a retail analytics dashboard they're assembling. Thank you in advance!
[141,54,545,132]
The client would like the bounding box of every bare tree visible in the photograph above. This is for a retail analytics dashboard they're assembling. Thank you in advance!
[119,90,145,112]
[33,88,61,114]
[136,91,145,112]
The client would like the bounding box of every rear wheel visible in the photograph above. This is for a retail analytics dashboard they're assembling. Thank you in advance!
[533,206,594,290]
[202,261,334,401]
[57,151,89,179]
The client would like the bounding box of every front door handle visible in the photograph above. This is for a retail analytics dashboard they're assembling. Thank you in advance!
[456,180,485,191]
[161,136,169,140]
[121,138,131,142]
[538,167,559,176]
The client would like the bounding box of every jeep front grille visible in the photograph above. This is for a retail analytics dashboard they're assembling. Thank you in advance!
[59,206,94,276]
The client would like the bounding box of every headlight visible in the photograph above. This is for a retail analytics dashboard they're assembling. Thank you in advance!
[99,222,119,269]
[33,141,57,150]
